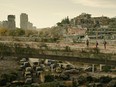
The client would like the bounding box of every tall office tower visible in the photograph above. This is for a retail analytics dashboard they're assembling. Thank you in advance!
[7,15,16,29]
[20,13,28,29]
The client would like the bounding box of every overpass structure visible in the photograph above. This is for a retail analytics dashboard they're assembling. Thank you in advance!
[22,54,116,66]
[0,41,115,66]
[6,50,116,66]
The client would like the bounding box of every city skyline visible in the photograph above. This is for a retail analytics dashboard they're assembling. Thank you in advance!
[0,0,116,28]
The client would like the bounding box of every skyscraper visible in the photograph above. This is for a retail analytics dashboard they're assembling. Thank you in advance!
[7,15,16,29]
[20,13,28,29]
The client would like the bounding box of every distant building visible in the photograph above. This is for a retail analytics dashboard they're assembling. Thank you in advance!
[20,13,28,29]
[0,21,2,28]
[33,26,37,30]
[7,15,16,29]
[87,28,116,39]
[27,22,33,29]
[62,27,87,43]
[2,21,8,29]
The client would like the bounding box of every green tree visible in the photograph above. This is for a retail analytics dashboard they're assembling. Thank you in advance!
[57,22,63,26]
[61,16,70,24]
[25,30,38,37]
[57,16,70,26]
[15,28,25,36]
[7,29,25,36]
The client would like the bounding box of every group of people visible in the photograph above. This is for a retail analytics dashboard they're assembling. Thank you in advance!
[86,39,107,49]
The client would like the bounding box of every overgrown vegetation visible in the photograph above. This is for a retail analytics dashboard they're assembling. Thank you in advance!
[0,72,18,86]
[0,28,38,37]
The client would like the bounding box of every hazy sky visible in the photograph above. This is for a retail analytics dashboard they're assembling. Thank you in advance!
[0,0,116,28]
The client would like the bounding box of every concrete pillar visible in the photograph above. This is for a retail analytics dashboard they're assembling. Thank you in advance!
[92,64,95,73]
[51,64,54,72]
[99,64,104,72]
[40,73,45,83]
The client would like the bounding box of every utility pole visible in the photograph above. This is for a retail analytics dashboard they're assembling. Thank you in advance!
[96,28,98,40]
[96,20,100,40]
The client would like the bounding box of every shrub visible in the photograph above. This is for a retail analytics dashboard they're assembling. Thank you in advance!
[90,48,100,54]
[99,76,112,83]
[78,76,86,85]
[107,80,116,87]
[45,75,54,82]
[65,46,71,52]
[86,76,93,83]
[0,78,7,86]
[102,66,111,72]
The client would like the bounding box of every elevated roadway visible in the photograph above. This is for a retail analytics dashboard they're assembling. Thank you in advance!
[6,51,116,66]
[0,41,115,66]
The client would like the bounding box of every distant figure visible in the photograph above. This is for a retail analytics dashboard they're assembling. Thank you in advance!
[103,40,107,49]
[86,39,89,47]
[96,41,98,48]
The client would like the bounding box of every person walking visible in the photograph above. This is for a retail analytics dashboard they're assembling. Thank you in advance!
[86,39,89,48]
[96,41,98,48]
[103,40,107,49]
